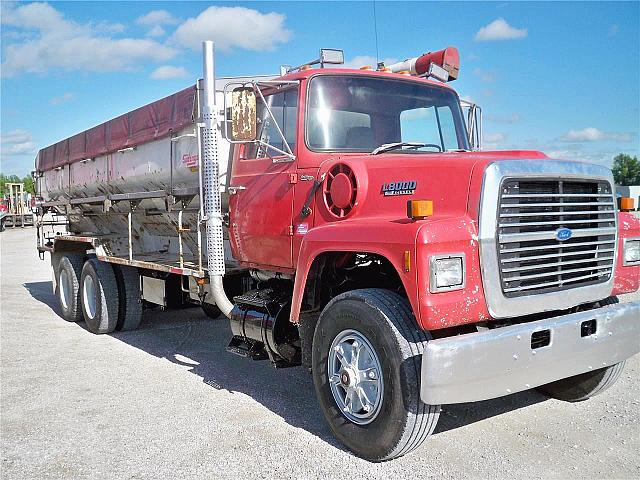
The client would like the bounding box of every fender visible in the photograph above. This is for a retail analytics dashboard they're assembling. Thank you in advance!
[290,217,423,323]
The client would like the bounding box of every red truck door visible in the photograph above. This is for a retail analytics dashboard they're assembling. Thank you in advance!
[227,88,298,270]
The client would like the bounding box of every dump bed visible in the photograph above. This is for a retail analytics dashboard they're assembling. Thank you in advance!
[36,86,197,173]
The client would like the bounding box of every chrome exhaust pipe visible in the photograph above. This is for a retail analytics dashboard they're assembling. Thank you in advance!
[202,40,233,318]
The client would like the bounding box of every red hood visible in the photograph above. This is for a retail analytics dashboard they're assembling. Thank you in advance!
[316,150,550,222]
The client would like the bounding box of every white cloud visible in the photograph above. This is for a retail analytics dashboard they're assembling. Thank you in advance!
[545,149,630,168]
[1,129,37,155]
[475,18,527,41]
[560,127,633,143]
[484,132,507,149]
[340,56,398,69]
[137,10,179,26]
[473,67,496,83]
[146,25,166,38]
[171,6,292,51]
[50,92,74,105]
[1,129,32,145]
[150,65,188,80]
[1,2,177,77]
[486,113,521,124]
[484,132,506,143]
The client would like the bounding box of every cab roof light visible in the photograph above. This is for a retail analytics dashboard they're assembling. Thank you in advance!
[285,48,345,74]
[407,200,433,220]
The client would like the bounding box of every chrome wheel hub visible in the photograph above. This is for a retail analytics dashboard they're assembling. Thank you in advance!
[59,269,71,310]
[328,329,384,425]
[82,275,97,320]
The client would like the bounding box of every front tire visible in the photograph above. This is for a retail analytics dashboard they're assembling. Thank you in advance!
[202,302,222,319]
[536,296,625,402]
[312,288,440,462]
[80,258,119,334]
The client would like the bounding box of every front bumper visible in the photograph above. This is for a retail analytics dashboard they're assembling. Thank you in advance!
[421,301,640,405]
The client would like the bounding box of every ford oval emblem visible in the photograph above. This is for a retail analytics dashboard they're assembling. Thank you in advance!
[556,227,572,241]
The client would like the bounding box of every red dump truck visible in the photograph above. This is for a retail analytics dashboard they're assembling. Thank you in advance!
[34,42,640,461]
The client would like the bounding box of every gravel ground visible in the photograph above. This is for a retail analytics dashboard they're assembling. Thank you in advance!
[1,227,639,479]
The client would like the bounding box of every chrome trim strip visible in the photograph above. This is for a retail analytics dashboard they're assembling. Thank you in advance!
[501,256,614,273]
[499,239,614,254]
[478,160,618,318]
[500,249,614,264]
[498,227,616,243]
[421,301,640,405]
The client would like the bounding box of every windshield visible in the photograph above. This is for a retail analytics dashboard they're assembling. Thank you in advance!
[306,75,469,152]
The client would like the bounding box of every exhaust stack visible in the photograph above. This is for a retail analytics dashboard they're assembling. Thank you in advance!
[201,40,233,317]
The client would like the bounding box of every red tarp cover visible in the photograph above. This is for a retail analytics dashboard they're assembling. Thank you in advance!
[36,86,197,171]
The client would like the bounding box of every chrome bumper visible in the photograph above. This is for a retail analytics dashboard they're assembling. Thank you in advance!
[420,301,640,405]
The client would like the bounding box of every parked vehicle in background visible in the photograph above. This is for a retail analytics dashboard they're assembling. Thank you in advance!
[34,42,640,461]
[2,183,34,229]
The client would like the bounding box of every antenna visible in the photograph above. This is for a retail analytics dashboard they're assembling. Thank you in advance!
[373,1,380,64]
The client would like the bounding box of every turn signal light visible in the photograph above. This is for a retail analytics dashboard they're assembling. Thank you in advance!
[407,200,433,220]
[620,197,635,211]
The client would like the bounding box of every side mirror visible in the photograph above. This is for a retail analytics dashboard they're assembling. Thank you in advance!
[460,100,482,150]
[230,87,257,142]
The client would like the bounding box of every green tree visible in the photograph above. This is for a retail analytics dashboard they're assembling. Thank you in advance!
[611,153,640,186]
[0,173,22,196]
[22,174,35,194]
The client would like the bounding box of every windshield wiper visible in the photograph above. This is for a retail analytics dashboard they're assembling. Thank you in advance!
[371,142,427,155]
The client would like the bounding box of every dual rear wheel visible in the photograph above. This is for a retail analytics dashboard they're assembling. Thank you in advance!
[56,254,142,333]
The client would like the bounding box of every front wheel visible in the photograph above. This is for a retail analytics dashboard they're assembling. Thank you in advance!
[312,289,440,462]
[536,362,626,402]
[536,296,625,402]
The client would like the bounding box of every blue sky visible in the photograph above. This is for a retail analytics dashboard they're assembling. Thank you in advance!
[1,1,638,176]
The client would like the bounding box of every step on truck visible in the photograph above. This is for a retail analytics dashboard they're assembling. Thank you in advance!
[34,42,640,461]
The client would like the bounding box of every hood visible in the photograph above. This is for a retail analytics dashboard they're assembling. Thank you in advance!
[316,150,549,222]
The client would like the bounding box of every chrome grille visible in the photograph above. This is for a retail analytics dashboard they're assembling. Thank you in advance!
[497,179,616,297]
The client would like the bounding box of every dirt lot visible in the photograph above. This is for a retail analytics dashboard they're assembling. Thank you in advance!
[1,226,639,479]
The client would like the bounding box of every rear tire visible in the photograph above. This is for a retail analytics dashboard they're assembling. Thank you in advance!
[56,254,84,322]
[312,288,440,462]
[80,258,119,334]
[536,296,624,402]
[113,264,142,331]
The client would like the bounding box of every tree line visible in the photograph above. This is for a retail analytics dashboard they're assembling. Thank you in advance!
[612,153,640,186]
[0,174,35,196]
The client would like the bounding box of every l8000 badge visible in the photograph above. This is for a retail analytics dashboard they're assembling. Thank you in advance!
[381,180,417,196]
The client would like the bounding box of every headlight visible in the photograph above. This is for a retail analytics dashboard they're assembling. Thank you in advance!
[623,239,640,265]
[429,254,466,292]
